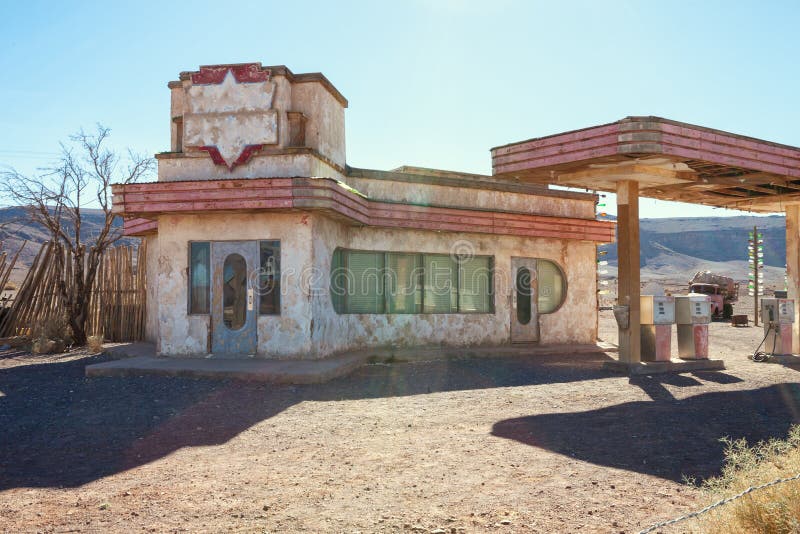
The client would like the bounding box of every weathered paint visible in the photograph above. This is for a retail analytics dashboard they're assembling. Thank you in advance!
[123,62,611,360]
[166,63,346,176]
[115,178,615,242]
[183,69,278,168]
[653,324,672,361]
[153,212,312,357]
[692,324,709,359]
[147,207,598,359]
[307,214,598,359]
[509,258,539,343]
[144,234,160,345]
[156,151,344,182]
[679,324,709,360]
[344,175,596,220]
[210,241,259,354]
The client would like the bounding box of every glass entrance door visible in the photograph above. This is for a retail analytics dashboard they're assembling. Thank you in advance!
[211,241,258,355]
[511,257,539,343]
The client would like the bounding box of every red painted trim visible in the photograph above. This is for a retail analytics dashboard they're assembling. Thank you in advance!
[491,117,800,179]
[233,144,265,167]
[198,146,227,166]
[191,63,270,85]
[198,144,265,170]
[123,217,158,236]
[113,178,615,243]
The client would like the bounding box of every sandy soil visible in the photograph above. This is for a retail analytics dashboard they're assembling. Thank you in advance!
[2,313,800,533]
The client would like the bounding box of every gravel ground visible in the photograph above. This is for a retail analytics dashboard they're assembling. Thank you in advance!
[1,312,800,533]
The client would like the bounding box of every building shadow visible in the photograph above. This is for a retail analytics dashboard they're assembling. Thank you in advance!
[491,383,800,482]
[0,350,619,490]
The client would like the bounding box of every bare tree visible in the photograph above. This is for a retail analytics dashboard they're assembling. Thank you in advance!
[1,125,154,345]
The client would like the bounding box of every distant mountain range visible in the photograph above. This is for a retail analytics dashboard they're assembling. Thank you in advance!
[598,214,786,285]
[0,206,127,285]
[0,206,788,286]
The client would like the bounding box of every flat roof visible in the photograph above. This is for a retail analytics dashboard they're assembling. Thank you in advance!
[491,116,800,213]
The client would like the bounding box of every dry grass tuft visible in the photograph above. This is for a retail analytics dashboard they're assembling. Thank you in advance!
[29,315,72,354]
[694,426,800,533]
[86,335,104,354]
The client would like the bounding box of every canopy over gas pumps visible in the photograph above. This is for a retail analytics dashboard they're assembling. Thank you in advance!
[491,116,800,371]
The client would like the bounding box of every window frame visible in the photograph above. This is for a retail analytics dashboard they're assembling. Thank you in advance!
[188,240,211,315]
[457,254,495,314]
[187,240,284,317]
[331,247,495,315]
[536,259,568,315]
[258,240,282,316]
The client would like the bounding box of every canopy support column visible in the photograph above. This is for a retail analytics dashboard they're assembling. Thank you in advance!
[617,180,641,363]
[786,206,800,354]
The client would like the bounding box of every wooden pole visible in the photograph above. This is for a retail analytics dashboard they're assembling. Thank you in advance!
[616,180,641,364]
[754,225,760,327]
[786,207,800,354]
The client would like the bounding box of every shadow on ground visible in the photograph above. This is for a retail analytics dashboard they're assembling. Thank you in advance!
[492,381,800,482]
[4,348,795,490]
[0,350,616,489]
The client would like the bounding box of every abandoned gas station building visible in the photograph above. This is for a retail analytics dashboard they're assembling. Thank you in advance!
[112,62,615,358]
[112,61,800,366]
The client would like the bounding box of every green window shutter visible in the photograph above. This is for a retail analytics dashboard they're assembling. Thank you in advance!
[330,248,346,313]
[458,256,492,312]
[346,251,385,313]
[537,260,565,314]
[423,254,457,313]
[386,253,422,313]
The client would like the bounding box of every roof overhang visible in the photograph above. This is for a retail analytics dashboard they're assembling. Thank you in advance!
[491,116,800,213]
[112,177,614,243]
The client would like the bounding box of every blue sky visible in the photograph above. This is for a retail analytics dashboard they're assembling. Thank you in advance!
[1,0,798,217]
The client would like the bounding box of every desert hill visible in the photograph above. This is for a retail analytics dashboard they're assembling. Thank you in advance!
[0,206,129,284]
[0,206,788,286]
[597,214,785,285]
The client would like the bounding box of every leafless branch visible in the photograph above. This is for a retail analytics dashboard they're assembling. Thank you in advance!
[0,124,154,343]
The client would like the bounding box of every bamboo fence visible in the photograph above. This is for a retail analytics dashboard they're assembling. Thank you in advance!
[0,241,147,342]
[0,240,25,307]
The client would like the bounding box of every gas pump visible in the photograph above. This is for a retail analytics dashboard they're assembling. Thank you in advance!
[640,295,675,361]
[760,298,795,356]
[675,295,711,359]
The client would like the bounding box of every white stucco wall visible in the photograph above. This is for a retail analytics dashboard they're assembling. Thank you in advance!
[344,177,596,220]
[150,210,597,359]
[153,212,312,357]
[307,214,598,358]
[291,82,346,168]
[162,68,346,180]
[156,153,344,182]
[144,234,160,346]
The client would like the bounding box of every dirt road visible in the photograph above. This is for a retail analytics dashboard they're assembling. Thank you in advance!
[2,312,799,533]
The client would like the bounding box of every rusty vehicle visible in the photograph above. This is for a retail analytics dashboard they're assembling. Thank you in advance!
[688,271,739,319]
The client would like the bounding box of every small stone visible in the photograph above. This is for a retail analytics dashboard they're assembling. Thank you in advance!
[432,529,446,534]
[499,519,511,525]
[263,505,270,511]
[99,503,110,510]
